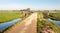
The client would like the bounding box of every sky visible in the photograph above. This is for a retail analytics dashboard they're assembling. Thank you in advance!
[0,0,60,10]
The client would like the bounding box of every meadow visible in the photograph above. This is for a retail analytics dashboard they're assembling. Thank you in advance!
[0,11,22,23]
[49,11,60,21]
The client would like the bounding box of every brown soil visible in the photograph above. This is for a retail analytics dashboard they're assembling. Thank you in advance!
[40,24,55,33]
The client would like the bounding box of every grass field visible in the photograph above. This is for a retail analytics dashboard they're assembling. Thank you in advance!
[49,12,60,21]
[0,11,22,23]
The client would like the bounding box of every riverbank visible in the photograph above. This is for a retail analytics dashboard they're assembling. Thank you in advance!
[38,12,60,33]
[37,19,60,33]
[46,18,60,26]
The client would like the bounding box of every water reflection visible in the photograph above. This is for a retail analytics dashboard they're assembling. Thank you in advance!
[44,18,60,26]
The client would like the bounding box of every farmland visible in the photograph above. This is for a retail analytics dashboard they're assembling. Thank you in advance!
[0,10,60,33]
[0,11,22,23]
[49,12,60,21]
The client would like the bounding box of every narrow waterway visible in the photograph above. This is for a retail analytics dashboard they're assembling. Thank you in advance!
[48,18,60,26]
[0,18,22,32]
[44,18,60,26]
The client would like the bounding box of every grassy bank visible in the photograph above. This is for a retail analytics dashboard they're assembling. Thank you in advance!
[38,12,60,33]
[37,19,60,33]
[0,11,22,23]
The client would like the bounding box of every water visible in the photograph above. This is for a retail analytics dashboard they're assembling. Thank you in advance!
[48,18,60,26]
[0,18,22,31]
[44,18,60,26]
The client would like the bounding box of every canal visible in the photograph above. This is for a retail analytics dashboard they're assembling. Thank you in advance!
[0,18,22,32]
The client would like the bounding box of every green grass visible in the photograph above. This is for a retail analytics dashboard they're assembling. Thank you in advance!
[0,11,31,32]
[0,11,22,23]
[37,19,60,33]
[37,12,60,33]
[3,13,32,32]
[49,12,60,20]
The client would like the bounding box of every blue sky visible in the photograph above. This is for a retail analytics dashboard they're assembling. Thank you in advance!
[0,0,60,10]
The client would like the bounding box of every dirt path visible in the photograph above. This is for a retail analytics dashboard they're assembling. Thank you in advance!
[4,12,37,33]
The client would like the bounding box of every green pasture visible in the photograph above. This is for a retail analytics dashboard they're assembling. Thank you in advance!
[0,11,22,23]
[49,12,60,21]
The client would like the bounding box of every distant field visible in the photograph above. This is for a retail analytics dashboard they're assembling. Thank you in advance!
[49,12,60,21]
[0,11,22,23]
